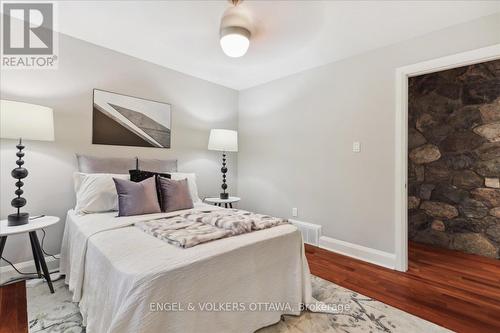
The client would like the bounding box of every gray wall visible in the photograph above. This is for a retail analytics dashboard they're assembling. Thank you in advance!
[237,13,500,254]
[0,33,238,266]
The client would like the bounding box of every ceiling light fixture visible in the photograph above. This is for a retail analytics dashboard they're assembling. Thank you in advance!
[220,0,252,58]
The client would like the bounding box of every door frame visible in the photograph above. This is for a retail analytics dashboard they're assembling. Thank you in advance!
[394,44,500,272]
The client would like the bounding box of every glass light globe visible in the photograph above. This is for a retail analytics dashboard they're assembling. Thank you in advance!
[220,32,250,58]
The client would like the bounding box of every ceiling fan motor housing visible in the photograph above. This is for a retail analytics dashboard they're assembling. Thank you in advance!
[220,5,253,40]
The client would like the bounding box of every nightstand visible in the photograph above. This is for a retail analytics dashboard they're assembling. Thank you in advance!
[205,196,241,208]
[0,216,60,293]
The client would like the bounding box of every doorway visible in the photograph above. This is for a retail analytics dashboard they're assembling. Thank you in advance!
[394,44,500,271]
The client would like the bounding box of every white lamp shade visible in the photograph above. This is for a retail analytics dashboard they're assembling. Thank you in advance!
[1,100,54,141]
[208,129,238,152]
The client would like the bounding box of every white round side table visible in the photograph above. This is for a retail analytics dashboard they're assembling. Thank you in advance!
[204,196,241,209]
[0,216,60,293]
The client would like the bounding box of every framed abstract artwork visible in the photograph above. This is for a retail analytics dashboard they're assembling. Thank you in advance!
[92,89,171,148]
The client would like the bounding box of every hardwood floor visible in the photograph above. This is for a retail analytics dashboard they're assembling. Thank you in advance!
[0,281,27,333]
[305,241,500,333]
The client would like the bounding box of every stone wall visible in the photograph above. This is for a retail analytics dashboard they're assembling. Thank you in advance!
[408,59,500,259]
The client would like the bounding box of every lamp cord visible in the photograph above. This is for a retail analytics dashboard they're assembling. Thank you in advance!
[0,271,62,287]
[0,256,33,276]
[0,228,60,285]
[41,229,60,260]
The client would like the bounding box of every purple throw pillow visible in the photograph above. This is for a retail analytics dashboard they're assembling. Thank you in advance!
[158,176,194,213]
[113,177,161,217]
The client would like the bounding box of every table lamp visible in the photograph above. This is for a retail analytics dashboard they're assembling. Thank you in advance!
[0,100,55,226]
[208,129,238,199]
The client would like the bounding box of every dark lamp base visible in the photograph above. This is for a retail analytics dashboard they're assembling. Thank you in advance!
[220,193,229,200]
[8,212,29,226]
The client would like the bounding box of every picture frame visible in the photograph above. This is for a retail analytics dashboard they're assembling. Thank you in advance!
[92,89,171,148]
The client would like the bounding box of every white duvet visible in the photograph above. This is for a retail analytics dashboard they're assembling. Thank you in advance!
[60,203,317,333]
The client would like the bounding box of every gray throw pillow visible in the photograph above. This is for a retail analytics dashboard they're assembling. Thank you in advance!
[158,176,194,213]
[113,177,161,216]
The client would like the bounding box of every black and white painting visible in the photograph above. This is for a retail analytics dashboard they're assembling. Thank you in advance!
[92,89,171,148]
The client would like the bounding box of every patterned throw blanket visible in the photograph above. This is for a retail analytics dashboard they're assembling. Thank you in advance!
[136,209,288,248]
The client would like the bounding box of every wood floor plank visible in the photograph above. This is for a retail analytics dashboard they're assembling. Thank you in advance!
[306,242,500,333]
[0,281,28,333]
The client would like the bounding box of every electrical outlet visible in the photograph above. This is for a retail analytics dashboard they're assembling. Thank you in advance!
[352,141,361,153]
[292,207,298,217]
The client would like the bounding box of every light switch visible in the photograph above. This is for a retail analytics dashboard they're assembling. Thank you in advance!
[292,208,298,217]
[352,141,361,153]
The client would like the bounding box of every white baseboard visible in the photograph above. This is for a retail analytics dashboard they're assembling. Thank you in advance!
[319,236,396,269]
[0,254,60,284]
[289,219,322,246]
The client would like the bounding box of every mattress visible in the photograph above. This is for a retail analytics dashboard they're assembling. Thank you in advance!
[60,203,316,333]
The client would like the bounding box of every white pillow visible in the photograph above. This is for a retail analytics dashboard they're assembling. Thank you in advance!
[169,172,201,203]
[73,172,129,214]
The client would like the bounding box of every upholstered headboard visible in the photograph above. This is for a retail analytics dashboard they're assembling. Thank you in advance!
[137,158,177,173]
[76,154,178,173]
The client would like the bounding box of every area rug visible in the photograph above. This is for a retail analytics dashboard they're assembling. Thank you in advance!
[27,276,450,333]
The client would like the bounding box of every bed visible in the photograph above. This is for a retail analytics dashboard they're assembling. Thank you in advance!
[59,202,315,333]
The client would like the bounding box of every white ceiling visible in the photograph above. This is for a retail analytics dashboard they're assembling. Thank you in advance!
[53,1,500,90]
